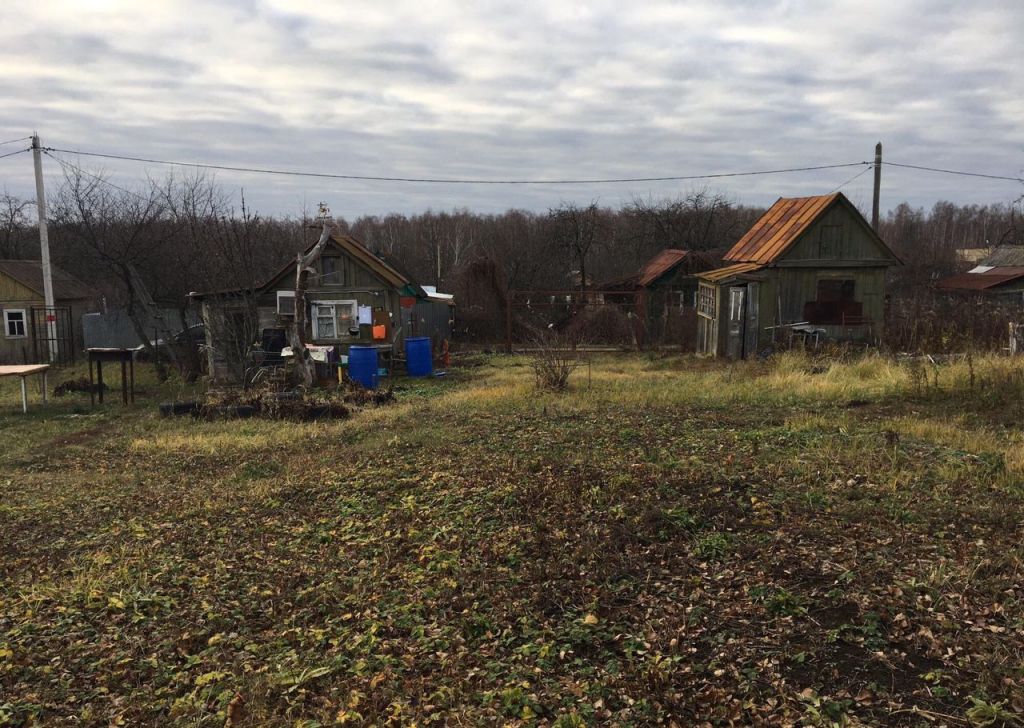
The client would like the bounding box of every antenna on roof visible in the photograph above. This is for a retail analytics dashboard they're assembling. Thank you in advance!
[316,201,331,220]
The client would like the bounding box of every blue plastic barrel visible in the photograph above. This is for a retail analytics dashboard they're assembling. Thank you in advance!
[404,337,433,377]
[347,346,379,389]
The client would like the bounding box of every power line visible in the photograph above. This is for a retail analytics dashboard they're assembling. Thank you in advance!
[884,161,1023,183]
[0,147,29,161]
[43,145,869,185]
[830,164,873,194]
[0,136,31,148]
[44,151,155,204]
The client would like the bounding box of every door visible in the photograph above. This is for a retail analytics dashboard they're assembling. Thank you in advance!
[726,286,746,359]
[743,282,759,358]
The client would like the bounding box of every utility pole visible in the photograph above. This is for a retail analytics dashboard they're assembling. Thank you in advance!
[871,142,882,232]
[31,133,58,363]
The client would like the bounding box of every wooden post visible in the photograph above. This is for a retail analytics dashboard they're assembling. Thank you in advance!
[871,142,882,232]
[505,292,513,354]
[120,358,128,405]
[636,290,648,351]
[97,360,104,404]
[20,376,27,414]
[89,358,95,407]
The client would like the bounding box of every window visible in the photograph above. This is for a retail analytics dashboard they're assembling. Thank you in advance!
[311,300,358,340]
[697,284,716,318]
[277,290,296,316]
[320,256,345,285]
[4,309,26,338]
[728,289,745,322]
[804,279,861,325]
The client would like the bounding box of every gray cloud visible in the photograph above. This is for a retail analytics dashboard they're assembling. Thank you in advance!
[0,0,1021,218]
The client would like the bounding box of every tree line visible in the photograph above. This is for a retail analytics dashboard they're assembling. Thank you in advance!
[1,167,1021,343]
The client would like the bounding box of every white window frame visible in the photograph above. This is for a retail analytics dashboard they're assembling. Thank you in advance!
[310,299,358,340]
[697,284,716,319]
[277,290,296,316]
[4,308,27,338]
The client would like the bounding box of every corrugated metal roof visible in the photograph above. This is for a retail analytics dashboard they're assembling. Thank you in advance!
[0,259,95,300]
[979,246,1024,267]
[638,249,689,287]
[698,262,765,282]
[937,267,1024,291]
[724,193,840,263]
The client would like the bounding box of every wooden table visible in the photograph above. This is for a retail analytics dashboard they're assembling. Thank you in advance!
[87,348,136,406]
[0,364,50,413]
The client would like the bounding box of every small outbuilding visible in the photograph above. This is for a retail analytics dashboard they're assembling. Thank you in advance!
[0,260,98,364]
[601,248,724,345]
[936,247,1024,302]
[192,230,454,382]
[697,193,900,358]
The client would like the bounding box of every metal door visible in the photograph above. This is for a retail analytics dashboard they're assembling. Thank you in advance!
[30,306,75,364]
[726,286,746,359]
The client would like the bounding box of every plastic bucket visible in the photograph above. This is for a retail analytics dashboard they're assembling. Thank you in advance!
[404,337,433,377]
[347,346,379,389]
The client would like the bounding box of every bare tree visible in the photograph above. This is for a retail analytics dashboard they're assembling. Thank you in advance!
[290,223,333,388]
[50,166,177,376]
[0,192,35,259]
[548,202,605,293]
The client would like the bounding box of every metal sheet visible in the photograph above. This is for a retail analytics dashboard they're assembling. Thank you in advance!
[723,194,839,264]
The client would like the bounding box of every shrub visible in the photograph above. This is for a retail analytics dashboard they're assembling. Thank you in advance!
[530,335,580,391]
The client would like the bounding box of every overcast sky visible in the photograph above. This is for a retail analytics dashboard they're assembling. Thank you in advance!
[1,0,1022,219]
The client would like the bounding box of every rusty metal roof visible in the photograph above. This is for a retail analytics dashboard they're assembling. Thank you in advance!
[0,259,95,300]
[698,262,765,283]
[936,267,1024,291]
[724,193,841,263]
[638,249,689,287]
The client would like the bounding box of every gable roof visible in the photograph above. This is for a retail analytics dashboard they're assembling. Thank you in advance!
[638,249,689,287]
[262,231,411,292]
[979,246,1024,268]
[191,229,417,300]
[723,192,897,265]
[0,259,95,300]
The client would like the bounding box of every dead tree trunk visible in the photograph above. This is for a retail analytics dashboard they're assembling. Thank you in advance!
[289,223,333,388]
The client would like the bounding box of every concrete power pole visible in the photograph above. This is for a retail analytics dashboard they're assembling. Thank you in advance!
[31,133,58,362]
[871,142,882,232]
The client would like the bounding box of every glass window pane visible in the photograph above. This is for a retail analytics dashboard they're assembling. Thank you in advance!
[316,314,335,338]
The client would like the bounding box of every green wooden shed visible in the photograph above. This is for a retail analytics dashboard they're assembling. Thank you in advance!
[696,193,900,358]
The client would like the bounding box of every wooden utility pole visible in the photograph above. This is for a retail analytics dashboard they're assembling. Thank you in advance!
[871,142,882,232]
[31,133,58,362]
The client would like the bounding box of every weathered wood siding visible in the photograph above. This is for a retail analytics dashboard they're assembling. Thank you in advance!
[780,204,894,266]
[253,246,407,347]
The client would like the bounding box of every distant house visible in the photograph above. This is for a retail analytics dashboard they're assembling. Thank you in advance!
[191,230,454,382]
[0,260,98,364]
[937,247,1024,301]
[697,193,901,358]
[603,248,724,344]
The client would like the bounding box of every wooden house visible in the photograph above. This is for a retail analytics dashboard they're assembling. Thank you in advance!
[696,193,900,358]
[192,230,454,382]
[0,260,97,364]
